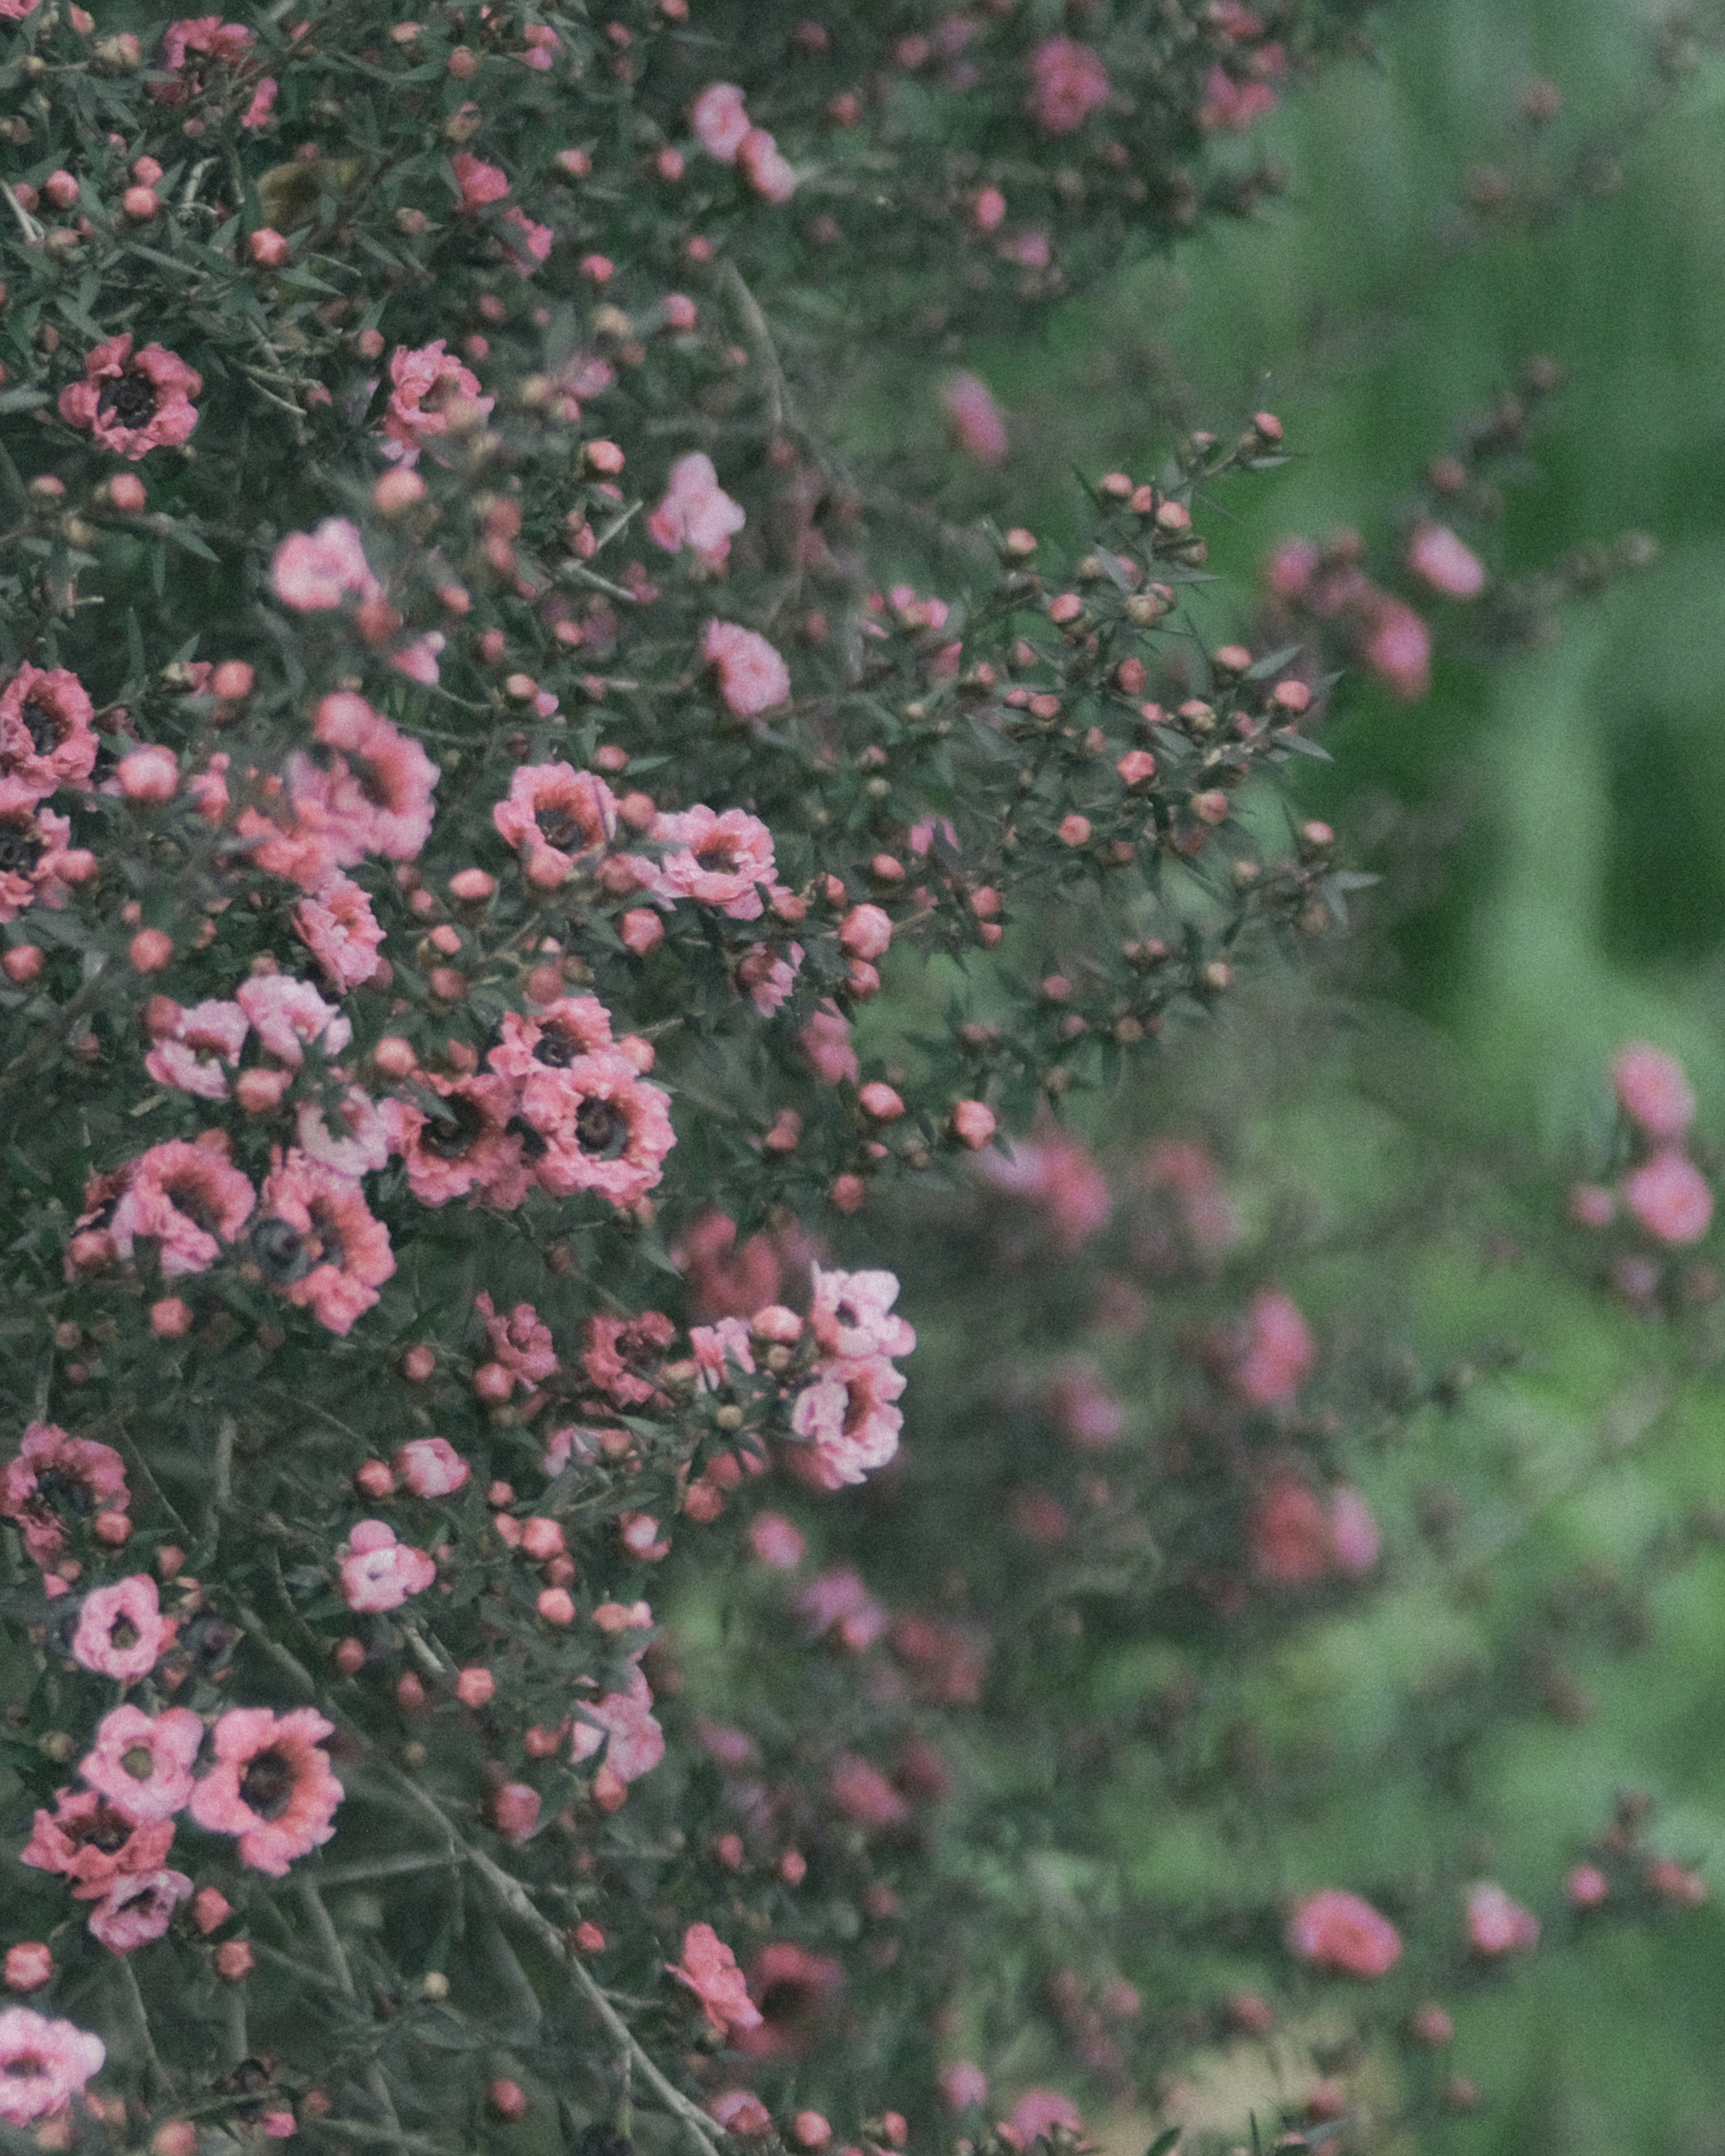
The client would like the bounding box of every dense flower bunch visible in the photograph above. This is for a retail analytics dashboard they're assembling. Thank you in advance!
[0,3,1705,2153]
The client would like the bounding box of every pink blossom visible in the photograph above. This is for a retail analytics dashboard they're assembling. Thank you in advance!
[691,82,751,163]
[380,341,494,466]
[295,1086,390,1180]
[655,804,778,919]
[390,632,446,686]
[255,1152,395,1335]
[826,1752,910,1830]
[1247,1476,1331,1586]
[293,876,387,990]
[1328,1486,1381,1575]
[339,1520,436,1612]
[381,1072,528,1209]
[241,75,278,127]
[187,1705,343,1875]
[393,1436,471,1498]
[649,452,747,566]
[57,335,201,459]
[236,974,351,1066]
[1198,64,1279,131]
[270,519,378,610]
[108,1139,256,1277]
[710,2092,772,2138]
[527,1052,677,1211]
[1286,1889,1402,1977]
[939,2063,989,2112]
[1047,1361,1123,1450]
[493,761,618,887]
[1407,522,1486,599]
[502,205,556,274]
[570,1665,665,1783]
[795,1563,888,1648]
[1613,1043,1695,1141]
[801,1003,859,1085]
[790,1353,906,1488]
[287,693,439,865]
[451,150,509,210]
[809,1266,915,1360]
[669,1924,765,2037]
[975,1127,1111,1252]
[703,620,791,717]
[491,1783,541,1843]
[161,16,252,70]
[19,1788,174,1901]
[1028,37,1110,133]
[70,1575,172,1684]
[690,1316,755,1390]
[475,1292,559,1385]
[747,1513,806,1570]
[0,665,97,813]
[79,1705,203,1825]
[738,128,797,203]
[143,998,249,1100]
[0,2009,105,2126]
[942,371,1008,464]
[1624,1150,1713,1245]
[1,1423,128,1570]
[1008,2093,1083,2145]
[87,1867,194,1954]
[0,805,97,923]
[1465,1881,1539,1956]
[1230,1289,1315,1407]
[1358,594,1432,701]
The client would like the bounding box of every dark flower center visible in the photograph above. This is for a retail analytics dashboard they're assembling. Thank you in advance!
[239,1746,296,1820]
[7,2054,47,2081]
[575,1097,628,1159]
[19,695,62,757]
[505,1114,548,1162]
[164,1176,222,1236]
[420,1090,486,1159]
[97,371,159,427]
[251,1216,310,1284]
[68,1804,133,1855]
[108,1615,140,1652]
[36,1465,95,1515]
[537,808,590,853]
[309,1202,346,1274]
[122,1745,155,1782]
[0,827,44,878]
[534,1027,579,1068]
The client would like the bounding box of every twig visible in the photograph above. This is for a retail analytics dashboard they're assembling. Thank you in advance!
[299,1878,411,2156]
[0,181,44,244]
[309,1851,469,1886]
[117,1958,177,2100]
[719,261,789,436]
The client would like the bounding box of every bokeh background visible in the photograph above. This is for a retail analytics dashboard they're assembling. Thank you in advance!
[896,1,1725,2145]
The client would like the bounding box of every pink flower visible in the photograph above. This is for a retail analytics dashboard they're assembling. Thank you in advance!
[800,1003,859,1085]
[528,1053,677,1211]
[293,876,387,990]
[570,1665,665,1783]
[58,335,201,459]
[80,1705,203,1825]
[691,82,751,162]
[235,974,351,1065]
[809,1267,915,1360]
[0,665,96,814]
[501,205,555,274]
[654,804,777,919]
[0,2009,105,2126]
[491,1784,541,1843]
[1328,1486,1382,1575]
[143,997,249,1100]
[188,1706,343,1875]
[795,1564,888,1648]
[747,1513,805,1570]
[669,1924,765,2038]
[702,620,791,718]
[162,16,252,70]
[975,1127,1111,1252]
[1047,1361,1123,1451]
[1407,522,1486,599]
[108,1139,256,1277]
[649,452,747,566]
[1613,1043,1695,1142]
[295,1084,391,1183]
[709,2092,772,2138]
[451,150,510,210]
[493,761,618,887]
[690,1316,755,1390]
[254,1152,395,1335]
[1465,1881,1539,1956]
[1229,1289,1315,1407]
[287,693,439,866]
[1286,1889,1402,1977]
[475,1292,559,1385]
[1,1423,127,1570]
[87,1868,193,1955]
[1624,1150,1714,1245]
[827,1752,910,1830]
[1008,2093,1083,2145]
[1198,63,1279,131]
[270,518,378,610]
[734,1941,845,2059]
[339,1520,436,1612]
[390,632,446,687]
[381,1072,529,1209]
[941,371,1008,464]
[939,2064,989,2113]
[241,75,277,127]
[1028,37,1110,133]
[1358,594,1432,701]
[393,1436,471,1499]
[1247,1477,1331,1585]
[790,1354,906,1488]
[738,128,797,203]
[19,1788,174,1900]
[0,806,97,924]
[70,1575,172,1684]
[380,340,493,466]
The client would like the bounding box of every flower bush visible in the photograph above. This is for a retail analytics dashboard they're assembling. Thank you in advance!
[0,3,1713,2154]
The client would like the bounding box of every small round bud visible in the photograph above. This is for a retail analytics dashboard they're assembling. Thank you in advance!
[214,1939,255,1983]
[128,928,174,973]
[122,186,160,221]
[487,2081,529,2123]
[4,1944,53,1993]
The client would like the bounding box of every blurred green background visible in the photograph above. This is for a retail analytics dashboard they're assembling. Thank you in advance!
[968,1,1725,2146]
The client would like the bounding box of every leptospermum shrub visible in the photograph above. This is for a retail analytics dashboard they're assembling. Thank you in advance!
[0,3,1697,2154]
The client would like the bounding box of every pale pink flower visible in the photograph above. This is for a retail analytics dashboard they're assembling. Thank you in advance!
[1008,2093,1083,2145]
[187,1705,343,1875]
[296,1086,390,1180]
[690,1316,755,1391]
[393,1436,470,1499]
[390,631,445,686]
[975,1127,1111,1252]
[794,1564,887,1647]
[747,1513,805,1570]
[108,1140,256,1277]
[800,1002,859,1085]
[530,1053,677,1211]
[826,1753,910,1830]
[1198,64,1279,130]
[0,664,97,813]
[451,150,509,210]
[1613,1043,1695,1142]
[691,82,751,163]
[380,340,494,466]
[87,1867,193,1954]
[1230,1289,1315,1407]
[941,371,1008,464]
[501,205,555,274]
[236,973,351,1066]
[570,1665,665,1783]
[270,518,378,610]
[381,1072,528,1209]
[493,761,618,887]
[293,875,386,990]
[0,2009,105,2126]
[491,1784,541,1843]
[1624,1150,1713,1244]
[79,1705,203,1825]
[339,1520,435,1612]
[790,1354,906,1488]
[58,335,202,459]
[1287,1889,1402,1977]
[0,805,97,923]
[1407,522,1486,599]
[1028,37,1110,133]
[287,692,439,865]
[709,2092,772,2138]
[702,620,791,717]
[939,2063,989,2112]
[1358,594,1432,701]
[738,127,797,203]
[1328,1486,1381,1575]
[475,1293,559,1385]
[70,1575,172,1684]
[1465,1881,1539,1956]
[143,998,249,1100]
[654,804,777,919]
[648,452,746,566]
[669,1923,765,2037]
[809,1267,915,1360]
[1,1424,127,1571]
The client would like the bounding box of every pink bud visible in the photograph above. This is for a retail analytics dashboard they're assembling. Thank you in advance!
[215,1939,256,1982]
[3,1944,53,1993]
[456,1665,495,1707]
[1,944,42,985]
[128,928,174,972]
[858,1082,904,1122]
[118,745,179,802]
[248,226,290,267]
[122,186,160,221]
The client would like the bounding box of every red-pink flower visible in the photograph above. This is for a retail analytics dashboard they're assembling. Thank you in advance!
[58,335,202,459]
[1198,63,1279,131]
[669,1923,765,2038]
[270,518,379,611]
[702,620,791,718]
[1465,1881,1539,1957]
[108,1139,256,1277]
[800,1003,859,1085]
[1613,1043,1695,1142]
[0,805,96,924]
[2,1422,128,1570]
[941,371,1008,464]
[80,1705,203,1825]
[0,665,96,813]
[451,150,510,211]
[0,2009,105,2126]
[737,128,797,203]
[1407,521,1486,599]
[1028,37,1110,133]
[380,341,494,466]
[254,1151,395,1335]
[382,1072,529,1208]
[1624,1150,1714,1245]
[288,693,439,866]
[143,997,249,1100]
[691,81,751,162]
[790,1355,906,1488]
[474,1292,559,1386]
[1229,1289,1315,1407]
[19,1788,174,1901]
[649,452,747,566]
[1286,1889,1402,1977]
[393,1435,471,1498]
[87,1868,193,1955]
[235,973,350,1066]
[293,876,387,989]
[827,1752,910,1830]
[70,1575,172,1684]
[493,761,619,888]
[188,1705,343,1875]
[570,1665,665,1783]
[338,1520,435,1612]
[654,804,778,919]
[529,1053,677,1210]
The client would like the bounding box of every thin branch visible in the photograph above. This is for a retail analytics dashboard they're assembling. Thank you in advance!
[117,1958,177,2101]
[718,261,788,437]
